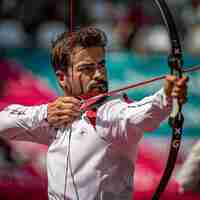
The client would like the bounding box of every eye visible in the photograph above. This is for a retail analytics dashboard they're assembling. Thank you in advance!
[78,64,94,72]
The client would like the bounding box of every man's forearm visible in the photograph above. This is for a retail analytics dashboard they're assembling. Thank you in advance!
[124,89,173,133]
[0,104,48,140]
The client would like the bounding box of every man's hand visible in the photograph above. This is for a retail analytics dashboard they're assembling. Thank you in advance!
[47,97,81,128]
[164,75,189,104]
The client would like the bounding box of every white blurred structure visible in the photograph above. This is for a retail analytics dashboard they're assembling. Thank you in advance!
[0,20,27,47]
[185,25,200,55]
[36,21,66,49]
[132,25,171,54]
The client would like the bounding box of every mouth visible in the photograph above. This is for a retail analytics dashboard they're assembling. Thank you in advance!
[88,81,108,92]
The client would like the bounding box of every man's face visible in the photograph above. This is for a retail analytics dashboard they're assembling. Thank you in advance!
[62,46,108,97]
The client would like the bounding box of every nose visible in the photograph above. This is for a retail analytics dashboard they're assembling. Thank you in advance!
[93,67,104,80]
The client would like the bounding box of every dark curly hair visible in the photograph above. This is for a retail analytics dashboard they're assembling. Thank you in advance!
[51,27,107,72]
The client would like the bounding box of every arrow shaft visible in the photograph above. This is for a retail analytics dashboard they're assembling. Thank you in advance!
[81,64,200,111]
[108,64,200,95]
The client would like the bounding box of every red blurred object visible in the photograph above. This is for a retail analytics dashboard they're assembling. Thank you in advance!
[0,60,54,200]
[0,164,48,200]
[134,139,200,200]
[0,60,57,109]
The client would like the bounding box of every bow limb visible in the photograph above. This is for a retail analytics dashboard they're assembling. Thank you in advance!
[152,0,184,199]
[73,1,184,198]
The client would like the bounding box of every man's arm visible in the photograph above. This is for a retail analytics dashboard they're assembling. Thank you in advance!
[0,96,81,144]
[120,88,173,132]
[0,104,50,144]
[96,75,188,140]
[97,89,172,135]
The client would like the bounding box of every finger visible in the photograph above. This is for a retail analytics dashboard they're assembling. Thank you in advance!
[171,89,187,98]
[53,116,78,127]
[47,106,81,126]
[53,120,71,128]
[57,102,81,111]
[165,75,178,84]
[56,109,81,117]
[171,95,187,105]
[176,76,189,87]
[172,88,187,97]
[47,113,78,124]
[164,75,178,96]
[60,114,80,120]
[177,94,188,104]
[179,97,188,104]
[172,84,188,95]
[175,85,188,92]
[171,88,188,103]
[51,116,73,126]
[60,97,81,105]
[47,116,60,125]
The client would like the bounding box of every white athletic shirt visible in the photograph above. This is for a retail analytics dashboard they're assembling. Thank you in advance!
[0,89,172,200]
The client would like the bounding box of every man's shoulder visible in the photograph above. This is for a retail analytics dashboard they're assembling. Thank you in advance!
[101,94,134,107]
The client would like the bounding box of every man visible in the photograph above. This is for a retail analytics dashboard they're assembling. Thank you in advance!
[0,27,188,200]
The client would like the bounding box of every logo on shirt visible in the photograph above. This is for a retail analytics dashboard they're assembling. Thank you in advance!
[5,108,27,116]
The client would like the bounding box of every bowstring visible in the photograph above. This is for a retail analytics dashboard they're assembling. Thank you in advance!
[69,0,76,95]
[64,1,80,200]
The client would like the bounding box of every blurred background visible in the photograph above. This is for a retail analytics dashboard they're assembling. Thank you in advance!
[0,0,200,199]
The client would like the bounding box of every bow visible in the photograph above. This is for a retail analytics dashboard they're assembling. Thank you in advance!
[81,1,185,199]
[152,0,184,199]
[67,0,189,199]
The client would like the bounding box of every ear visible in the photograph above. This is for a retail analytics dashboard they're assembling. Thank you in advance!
[56,70,68,89]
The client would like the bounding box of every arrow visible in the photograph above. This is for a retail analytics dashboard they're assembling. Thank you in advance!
[81,64,200,111]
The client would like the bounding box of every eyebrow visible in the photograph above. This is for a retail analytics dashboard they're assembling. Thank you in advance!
[76,59,106,68]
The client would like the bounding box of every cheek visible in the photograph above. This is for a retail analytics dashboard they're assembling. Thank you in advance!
[79,74,93,86]
[73,73,92,93]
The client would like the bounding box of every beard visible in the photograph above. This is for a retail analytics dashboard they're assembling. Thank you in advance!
[86,80,108,94]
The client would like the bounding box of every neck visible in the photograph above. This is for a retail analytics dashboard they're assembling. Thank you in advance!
[63,89,103,100]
